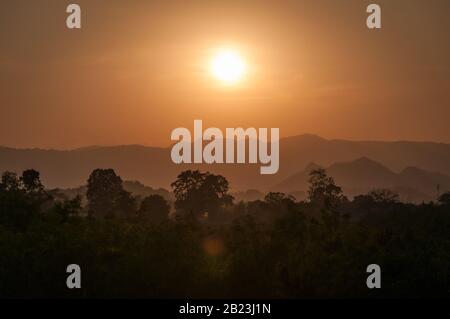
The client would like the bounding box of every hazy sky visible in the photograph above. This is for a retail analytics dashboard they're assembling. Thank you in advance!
[1,0,449,149]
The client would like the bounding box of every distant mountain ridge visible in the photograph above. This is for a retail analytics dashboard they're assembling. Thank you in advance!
[1,135,450,201]
[275,157,450,203]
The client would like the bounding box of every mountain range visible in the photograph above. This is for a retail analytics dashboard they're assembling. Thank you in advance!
[1,134,450,202]
[274,157,450,202]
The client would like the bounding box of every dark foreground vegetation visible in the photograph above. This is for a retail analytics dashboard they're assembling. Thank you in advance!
[0,168,449,298]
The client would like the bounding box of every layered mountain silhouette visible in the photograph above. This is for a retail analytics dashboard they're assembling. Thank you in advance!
[1,134,450,202]
[275,157,450,202]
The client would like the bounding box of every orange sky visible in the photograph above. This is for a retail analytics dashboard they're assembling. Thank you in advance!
[1,0,449,149]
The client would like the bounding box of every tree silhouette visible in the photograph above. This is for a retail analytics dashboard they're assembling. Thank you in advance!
[86,169,135,218]
[21,169,44,194]
[438,192,450,206]
[0,170,46,230]
[1,168,450,298]
[367,188,399,204]
[138,194,170,222]
[264,192,296,214]
[50,195,82,222]
[171,170,233,219]
[0,171,20,192]
[307,168,346,209]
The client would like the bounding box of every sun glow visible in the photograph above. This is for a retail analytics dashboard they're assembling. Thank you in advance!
[211,49,247,85]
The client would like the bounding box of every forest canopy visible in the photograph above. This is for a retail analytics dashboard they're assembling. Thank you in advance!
[0,168,449,298]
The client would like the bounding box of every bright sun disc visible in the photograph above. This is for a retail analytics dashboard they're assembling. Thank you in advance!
[211,50,247,85]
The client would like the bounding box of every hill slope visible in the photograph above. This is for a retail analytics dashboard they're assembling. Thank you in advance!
[1,134,450,192]
[275,157,450,202]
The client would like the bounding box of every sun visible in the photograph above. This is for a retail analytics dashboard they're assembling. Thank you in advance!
[211,49,247,85]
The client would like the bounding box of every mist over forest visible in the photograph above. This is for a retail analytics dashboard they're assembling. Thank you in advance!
[1,165,449,298]
[2,134,450,204]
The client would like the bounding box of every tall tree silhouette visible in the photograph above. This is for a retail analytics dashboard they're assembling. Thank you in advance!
[0,170,46,230]
[21,169,44,194]
[171,170,233,219]
[86,169,135,218]
[308,168,346,209]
